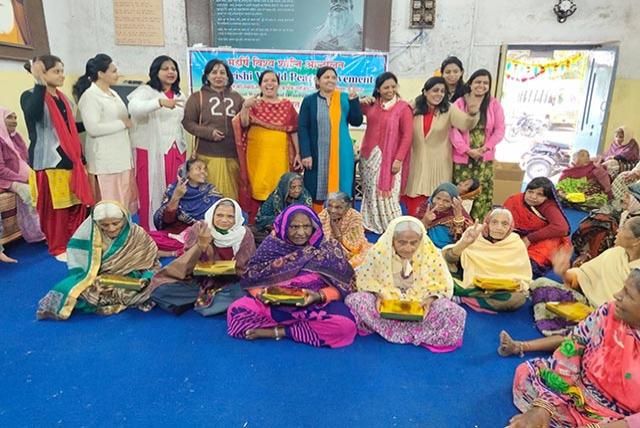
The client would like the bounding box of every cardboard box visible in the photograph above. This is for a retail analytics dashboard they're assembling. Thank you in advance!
[493,161,525,205]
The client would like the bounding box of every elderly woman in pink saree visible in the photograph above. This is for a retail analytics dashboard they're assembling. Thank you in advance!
[507,269,640,428]
[0,107,44,243]
[227,204,357,348]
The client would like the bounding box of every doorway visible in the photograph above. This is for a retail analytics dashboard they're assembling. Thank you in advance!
[495,44,618,182]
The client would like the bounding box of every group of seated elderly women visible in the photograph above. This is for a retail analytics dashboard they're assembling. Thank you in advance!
[33,162,640,426]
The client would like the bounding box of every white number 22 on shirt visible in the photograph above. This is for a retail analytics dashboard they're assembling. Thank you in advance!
[209,97,236,116]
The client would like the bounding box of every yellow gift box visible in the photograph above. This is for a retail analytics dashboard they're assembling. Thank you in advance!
[261,286,306,305]
[193,260,237,276]
[565,192,586,203]
[97,274,147,291]
[473,277,520,291]
[545,301,594,322]
[379,299,425,321]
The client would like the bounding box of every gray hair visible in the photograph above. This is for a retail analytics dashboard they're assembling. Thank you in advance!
[393,220,423,236]
[628,216,640,238]
[327,192,351,204]
[215,199,235,212]
[487,207,513,225]
[628,268,640,292]
[93,202,124,221]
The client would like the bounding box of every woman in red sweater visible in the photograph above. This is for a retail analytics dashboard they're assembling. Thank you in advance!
[358,72,413,234]
[504,177,571,277]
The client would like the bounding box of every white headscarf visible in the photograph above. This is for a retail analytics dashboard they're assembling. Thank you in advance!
[203,198,247,254]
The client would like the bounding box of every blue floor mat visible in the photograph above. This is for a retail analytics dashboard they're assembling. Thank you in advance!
[0,208,587,427]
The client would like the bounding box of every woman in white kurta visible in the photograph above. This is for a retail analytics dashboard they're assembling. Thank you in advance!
[128,55,187,231]
[75,54,137,213]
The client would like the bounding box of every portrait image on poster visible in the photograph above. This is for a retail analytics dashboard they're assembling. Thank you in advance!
[0,0,31,46]
[213,0,364,51]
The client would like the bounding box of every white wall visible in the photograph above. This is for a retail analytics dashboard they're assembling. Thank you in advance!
[390,0,640,79]
[40,0,188,75]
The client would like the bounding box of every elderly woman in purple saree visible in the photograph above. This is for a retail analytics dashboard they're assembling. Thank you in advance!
[226,204,357,348]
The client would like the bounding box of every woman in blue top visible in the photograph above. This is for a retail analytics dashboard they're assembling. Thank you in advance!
[298,66,363,210]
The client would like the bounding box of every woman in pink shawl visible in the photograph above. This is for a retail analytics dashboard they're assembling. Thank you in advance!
[507,269,640,428]
[358,72,413,234]
[0,107,44,243]
[602,125,639,177]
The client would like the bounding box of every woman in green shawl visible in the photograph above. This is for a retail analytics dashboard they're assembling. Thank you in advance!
[36,201,160,320]
[253,172,312,242]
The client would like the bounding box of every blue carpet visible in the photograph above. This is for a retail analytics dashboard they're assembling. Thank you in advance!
[0,209,587,427]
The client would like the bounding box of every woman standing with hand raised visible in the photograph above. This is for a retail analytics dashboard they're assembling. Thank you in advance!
[128,55,187,231]
[21,56,93,259]
[74,54,137,213]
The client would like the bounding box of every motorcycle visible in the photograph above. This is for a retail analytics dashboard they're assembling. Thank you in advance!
[519,140,571,180]
[506,113,550,142]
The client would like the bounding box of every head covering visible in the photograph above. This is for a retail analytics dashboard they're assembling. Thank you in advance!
[419,182,472,228]
[0,107,16,140]
[626,183,640,214]
[203,198,247,254]
[355,216,453,301]
[153,162,222,230]
[604,125,639,162]
[272,172,312,213]
[273,204,324,247]
[242,204,353,296]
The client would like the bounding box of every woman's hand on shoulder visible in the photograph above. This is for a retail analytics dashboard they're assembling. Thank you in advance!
[243,96,260,110]
[348,87,360,100]
[360,96,376,105]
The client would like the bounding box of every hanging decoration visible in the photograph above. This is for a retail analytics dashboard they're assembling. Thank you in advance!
[553,0,577,23]
[505,53,584,82]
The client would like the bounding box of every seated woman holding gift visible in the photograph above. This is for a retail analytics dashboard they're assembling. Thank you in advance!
[36,201,160,321]
[442,208,532,313]
[414,182,473,249]
[504,177,571,278]
[150,198,255,316]
[253,172,312,243]
[556,149,612,211]
[345,216,466,352]
[227,205,357,348]
[523,215,640,340]
[506,270,640,428]
[318,192,372,267]
[150,159,222,256]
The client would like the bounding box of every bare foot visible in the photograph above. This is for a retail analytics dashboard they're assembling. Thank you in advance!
[0,252,17,263]
[507,407,552,427]
[245,327,282,340]
[498,330,522,357]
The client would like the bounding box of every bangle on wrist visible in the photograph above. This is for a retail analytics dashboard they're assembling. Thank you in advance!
[531,398,556,418]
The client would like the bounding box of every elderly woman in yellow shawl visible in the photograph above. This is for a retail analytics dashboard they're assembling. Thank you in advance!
[442,208,532,313]
[318,191,372,267]
[36,201,160,320]
[345,216,466,352]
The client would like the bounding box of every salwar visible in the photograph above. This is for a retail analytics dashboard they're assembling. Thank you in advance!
[227,296,357,348]
[35,170,87,256]
[197,154,240,201]
[344,291,466,352]
[246,126,289,201]
[95,169,139,214]
[360,147,403,234]
[529,277,589,336]
[453,160,494,221]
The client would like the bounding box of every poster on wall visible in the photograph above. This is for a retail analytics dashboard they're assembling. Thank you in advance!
[0,0,49,61]
[212,0,364,51]
[188,48,387,107]
[113,0,165,46]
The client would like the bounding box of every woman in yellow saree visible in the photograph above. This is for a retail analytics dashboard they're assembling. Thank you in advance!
[36,201,160,320]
